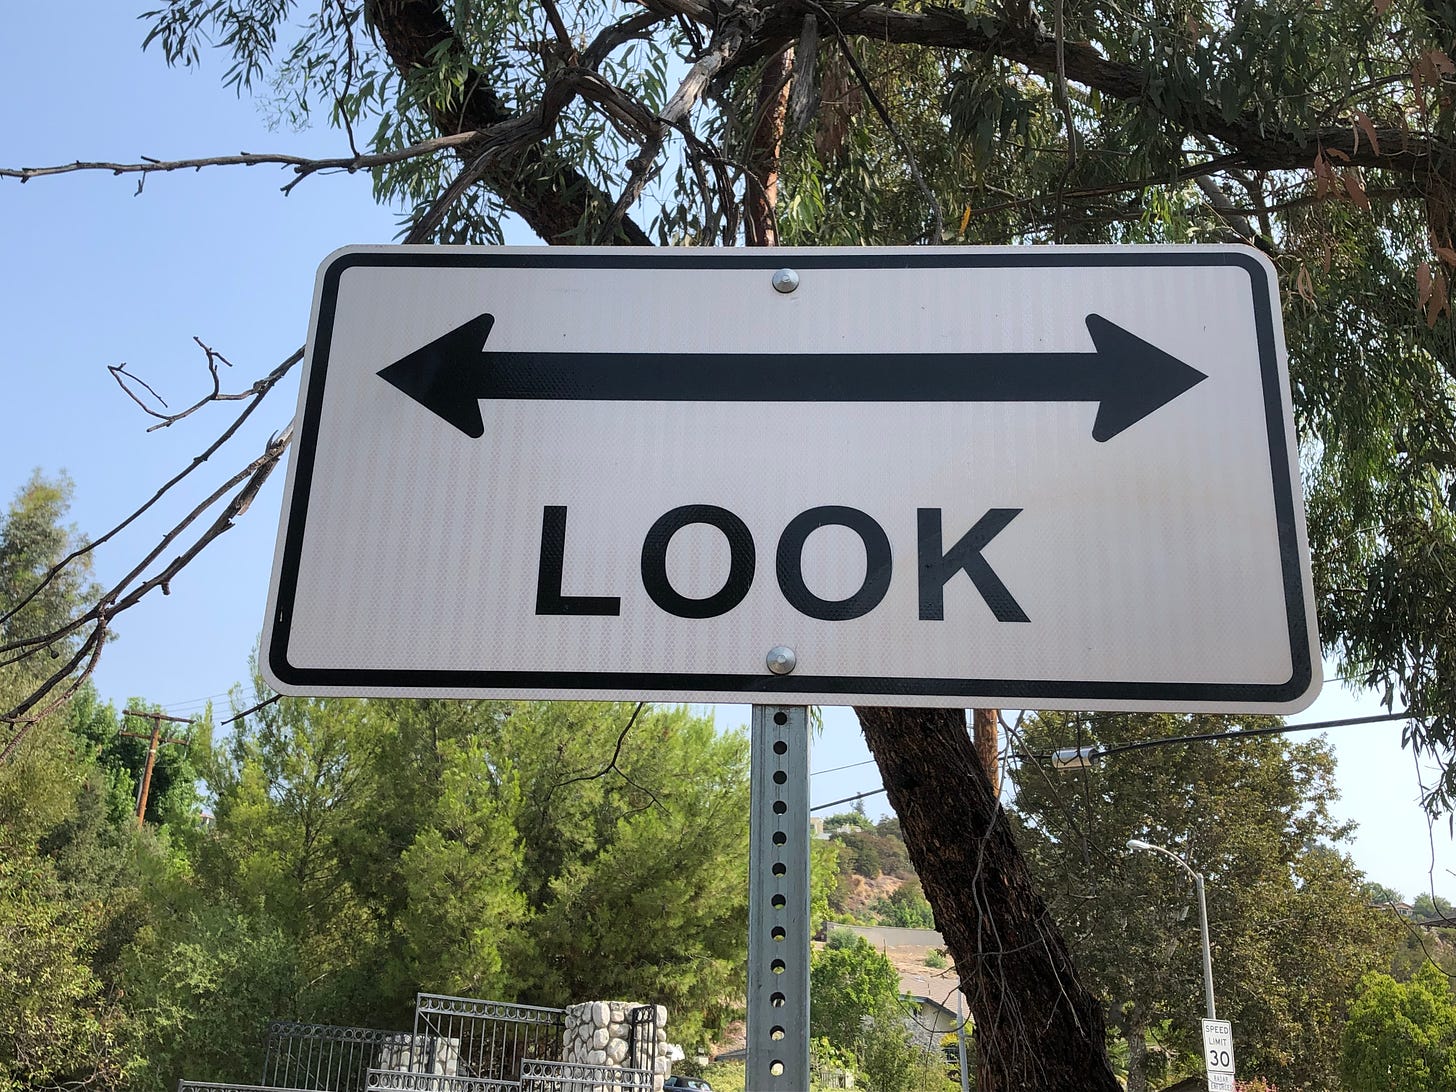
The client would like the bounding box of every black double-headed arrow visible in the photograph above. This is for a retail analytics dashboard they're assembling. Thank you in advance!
[377,313,1207,441]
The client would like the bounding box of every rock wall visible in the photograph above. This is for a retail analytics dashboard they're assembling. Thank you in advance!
[562,1001,670,1091]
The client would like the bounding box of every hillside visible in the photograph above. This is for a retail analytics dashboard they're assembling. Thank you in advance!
[822,812,936,930]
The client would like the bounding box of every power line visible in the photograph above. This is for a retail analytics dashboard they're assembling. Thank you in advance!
[1067,710,1416,763]
[158,690,233,712]
[811,758,877,777]
[811,788,887,813]
[810,710,1420,811]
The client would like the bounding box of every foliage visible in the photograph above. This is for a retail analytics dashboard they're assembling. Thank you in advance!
[0,467,754,1092]
[810,836,840,930]
[0,792,141,1091]
[191,690,750,1050]
[824,811,872,835]
[870,880,935,931]
[1012,711,1395,1091]
[1390,926,1456,981]
[0,472,98,678]
[1362,881,1405,906]
[1414,893,1456,922]
[1340,963,1456,1090]
[116,896,300,1089]
[0,478,154,1092]
[808,935,954,1091]
[855,1018,953,1092]
[824,816,923,927]
[810,935,903,1049]
[828,819,914,882]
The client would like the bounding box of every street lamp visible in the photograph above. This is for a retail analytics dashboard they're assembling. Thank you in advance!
[1126,838,1216,1021]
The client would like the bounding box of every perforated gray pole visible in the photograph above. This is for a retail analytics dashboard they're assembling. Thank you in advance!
[747,705,811,1091]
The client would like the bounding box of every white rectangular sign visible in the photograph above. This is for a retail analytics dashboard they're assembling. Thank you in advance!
[1202,1018,1236,1090]
[262,246,1320,709]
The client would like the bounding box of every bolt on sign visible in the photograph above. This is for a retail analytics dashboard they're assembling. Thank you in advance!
[261,246,1321,711]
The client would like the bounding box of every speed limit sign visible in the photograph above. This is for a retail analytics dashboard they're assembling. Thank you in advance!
[1201,1019,1236,1091]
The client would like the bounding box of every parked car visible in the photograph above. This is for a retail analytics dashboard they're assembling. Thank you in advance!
[663,1077,713,1091]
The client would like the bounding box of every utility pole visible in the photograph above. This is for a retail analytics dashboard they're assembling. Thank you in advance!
[120,709,192,828]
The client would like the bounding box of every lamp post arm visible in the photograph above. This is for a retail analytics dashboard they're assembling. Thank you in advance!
[1128,838,1217,1022]
[1133,839,1198,882]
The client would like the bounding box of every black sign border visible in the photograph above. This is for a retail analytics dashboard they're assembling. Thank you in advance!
[268,248,1314,706]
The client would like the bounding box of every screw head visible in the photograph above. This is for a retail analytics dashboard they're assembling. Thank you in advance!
[771,268,799,294]
[766,646,797,675]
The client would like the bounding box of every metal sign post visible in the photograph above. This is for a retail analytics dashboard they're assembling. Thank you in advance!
[747,704,810,1090]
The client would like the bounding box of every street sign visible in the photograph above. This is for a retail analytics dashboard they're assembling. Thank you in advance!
[1201,1018,1236,1091]
[261,246,1321,710]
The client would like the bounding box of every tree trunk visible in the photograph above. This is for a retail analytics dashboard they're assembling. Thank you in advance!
[856,706,1120,1091]
[973,708,1000,798]
[1124,1016,1149,1092]
[745,47,794,247]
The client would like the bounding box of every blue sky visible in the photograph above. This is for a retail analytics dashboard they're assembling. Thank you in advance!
[2,2,1451,903]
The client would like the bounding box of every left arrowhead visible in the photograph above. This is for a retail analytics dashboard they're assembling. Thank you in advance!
[377,313,496,438]
[1085,314,1208,441]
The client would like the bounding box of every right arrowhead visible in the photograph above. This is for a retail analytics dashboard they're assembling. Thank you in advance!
[377,313,496,438]
[1085,314,1208,442]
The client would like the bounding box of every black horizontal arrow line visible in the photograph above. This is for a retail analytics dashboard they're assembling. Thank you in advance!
[376,312,1208,441]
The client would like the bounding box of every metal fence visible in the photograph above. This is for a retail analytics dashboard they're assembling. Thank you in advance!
[411,994,567,1083]
[517,1061,654,1092]
[364,1069,518,1092]
[261,1022,427,1092]
[623,1007,656,1075]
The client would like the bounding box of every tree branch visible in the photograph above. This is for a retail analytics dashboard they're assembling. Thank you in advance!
[0,132,489,191]
[367,0,654,244]
[0,346,303,636]
[750,0,1442,175]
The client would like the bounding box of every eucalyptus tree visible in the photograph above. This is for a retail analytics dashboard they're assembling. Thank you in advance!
[7,0,1456,1083]
[0,478,151,1090]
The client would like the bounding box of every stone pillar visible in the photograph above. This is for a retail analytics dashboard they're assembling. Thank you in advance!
[562,1001,670,1091]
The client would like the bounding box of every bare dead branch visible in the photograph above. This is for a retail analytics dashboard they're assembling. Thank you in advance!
[539,0,579,62]
[403,65,668,243]
[1,424,293,666]
[331,0,364,158]
[0,131,488,190]
[108,364,170,412]
[745,47,795,246]
[0,346,303,633]
[0,424,291,751]
[582,11,665,69]
[530,702,668,816]
[224,693,283,726]
[0,620,108,763]
[107,338,262,432]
